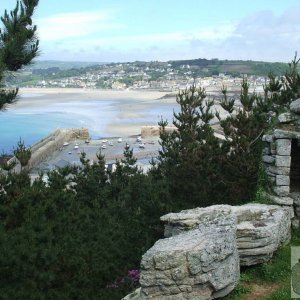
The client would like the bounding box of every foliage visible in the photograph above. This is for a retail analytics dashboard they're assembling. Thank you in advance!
[0,0,39,110]
[157,85,226,208]
[0,146,170,299]
[14,138,31,169]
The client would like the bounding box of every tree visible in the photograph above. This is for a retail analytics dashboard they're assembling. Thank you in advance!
[0,0,39,110]
[158,85,224,209]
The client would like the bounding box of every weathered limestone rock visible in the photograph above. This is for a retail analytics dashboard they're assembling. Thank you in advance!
[276,139,291,156]
[267,194,294,206]
[266,165,290,176]
[274,129,300,139]
[275,155,291,167]
[274,186,290,196]
[276,175,290,186]
[135,209,239,300]
[161,204,291,267]
[290,98,300,114]
[278,112,297,123]
[262,134,273,143]
[262,155,275,164]
[231,204,291,266]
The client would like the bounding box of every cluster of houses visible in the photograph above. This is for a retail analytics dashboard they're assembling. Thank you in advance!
[31,62,267,92]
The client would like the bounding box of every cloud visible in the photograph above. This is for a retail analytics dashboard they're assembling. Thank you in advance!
[38,10,123,41]
[39,6,300,63]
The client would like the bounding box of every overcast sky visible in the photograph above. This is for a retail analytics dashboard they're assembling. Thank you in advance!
[1,0,300,62]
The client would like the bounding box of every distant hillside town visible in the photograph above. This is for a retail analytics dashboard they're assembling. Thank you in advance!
[6,58,288,92]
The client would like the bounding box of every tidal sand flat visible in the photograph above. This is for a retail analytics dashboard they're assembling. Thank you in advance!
[0,88,178,153]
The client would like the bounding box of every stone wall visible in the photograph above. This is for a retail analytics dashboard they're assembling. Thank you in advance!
[9,128,89,171]
[28,128,89,169]
[123,204,291,300]
[262,98,300,227]
[141,125,176,138]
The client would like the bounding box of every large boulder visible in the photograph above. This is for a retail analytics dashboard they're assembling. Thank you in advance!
[127,208,239,299]
[161,204,291,266]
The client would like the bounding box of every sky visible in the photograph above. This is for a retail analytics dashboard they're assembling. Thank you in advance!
[1,0,300,63]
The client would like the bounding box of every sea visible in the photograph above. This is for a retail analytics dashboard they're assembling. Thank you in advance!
[0,93,178,154]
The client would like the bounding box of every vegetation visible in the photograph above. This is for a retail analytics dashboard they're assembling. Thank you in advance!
[0,0,39,110]
[1,57,300,299]
[0,2,299,295]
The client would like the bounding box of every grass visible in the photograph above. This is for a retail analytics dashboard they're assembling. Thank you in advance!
[224,228,300,300]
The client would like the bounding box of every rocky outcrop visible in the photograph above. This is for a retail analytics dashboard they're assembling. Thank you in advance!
[123,204,291,300]
[161,204,291,266]
[125,207,239,299]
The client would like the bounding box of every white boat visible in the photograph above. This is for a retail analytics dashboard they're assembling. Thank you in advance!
[118,138,122,143]
[139,143,145,149]
[102,139,108,143]
[108,141,114,146]
[63,142,69,146]
[136,136,142,142]
[85,139,90,144]
[101,145,107,149]
[74,145,79,150]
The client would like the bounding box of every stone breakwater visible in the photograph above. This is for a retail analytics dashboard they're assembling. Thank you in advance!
[123,204,291,300]
[28,128,89,169]
[9,128,89,171]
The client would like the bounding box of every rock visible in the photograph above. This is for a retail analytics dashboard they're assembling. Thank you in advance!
[276,175,290,186]
[274,186,290,196]
[266,165,290,176]
[262,155,275,164]
[267,194,294,206]
[275,155,291,167]
[276,139,291,156]
[262,147,270,155]
[262,134,273,143]
[161,204,291,267]
[231,204,291,265]
[274,129,300,139]
[278,112,297,123]
[292,218,300,229]
[290,98,300,114]
[138,210,239,300]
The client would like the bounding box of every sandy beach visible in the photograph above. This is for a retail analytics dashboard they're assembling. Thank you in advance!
[1,87,229,154]
[13,88,178,137]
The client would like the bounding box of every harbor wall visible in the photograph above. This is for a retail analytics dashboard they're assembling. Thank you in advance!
[6,128,89,171]
[28,128,89,169]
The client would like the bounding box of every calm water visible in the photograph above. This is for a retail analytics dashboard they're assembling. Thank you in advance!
[0,94,177,154]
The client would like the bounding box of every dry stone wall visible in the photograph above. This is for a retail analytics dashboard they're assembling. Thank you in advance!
[262,98,300,227]
[123,204,291,300]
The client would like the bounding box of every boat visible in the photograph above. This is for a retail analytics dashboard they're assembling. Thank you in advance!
[74,145,79,150]
[125,143,130,150]
[85,139,90,144]
[101,145,107,149]
[63,142,69,146]
[136,136,142,142]
[108,141,114,146]
[118,138,122,143]
[102,139,108,143]
[138,143,145,149]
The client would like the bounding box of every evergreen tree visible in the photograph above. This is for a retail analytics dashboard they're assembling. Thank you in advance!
[158,85,224,209]
[0,0,39,110]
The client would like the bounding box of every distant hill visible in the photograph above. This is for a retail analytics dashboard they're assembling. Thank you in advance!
[26,60,106,70]
[169,58,289,76]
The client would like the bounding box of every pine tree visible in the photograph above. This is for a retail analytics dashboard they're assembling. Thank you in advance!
[158,85,224,208]
[0,0,39,110]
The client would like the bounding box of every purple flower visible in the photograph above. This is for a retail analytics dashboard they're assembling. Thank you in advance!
[128,269,140,283]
